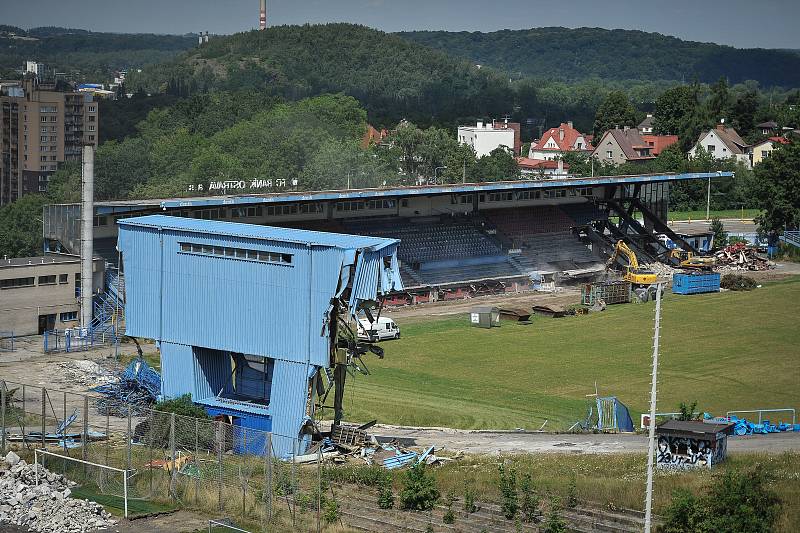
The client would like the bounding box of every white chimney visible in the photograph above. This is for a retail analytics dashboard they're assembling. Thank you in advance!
[476,121,484,129]
[559,128,564,141]
[80,145,94,330]
[567,121,573,129]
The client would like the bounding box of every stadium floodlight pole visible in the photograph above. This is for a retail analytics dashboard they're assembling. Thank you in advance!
[706,177,711,221]
[644,282,664,533]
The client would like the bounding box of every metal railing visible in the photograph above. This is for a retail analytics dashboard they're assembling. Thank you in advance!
[726,408,796,425]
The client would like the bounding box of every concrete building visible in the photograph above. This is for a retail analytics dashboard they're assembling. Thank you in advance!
[458,121,516,158]
[0,77,99,206]
[0,255,104,336]
[117,215,403,457]
[592,128,655,166]
[688,124,751,169]
[528,122,592,161]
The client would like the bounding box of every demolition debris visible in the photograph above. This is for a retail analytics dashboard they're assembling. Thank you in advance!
[92,358,161,417]
[714,243,771,271]
[0,452,116,533]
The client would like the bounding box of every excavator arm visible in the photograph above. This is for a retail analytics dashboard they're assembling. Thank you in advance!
[607,240,641,270]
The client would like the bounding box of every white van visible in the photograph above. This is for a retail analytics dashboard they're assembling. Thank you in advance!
[357,317,400,342]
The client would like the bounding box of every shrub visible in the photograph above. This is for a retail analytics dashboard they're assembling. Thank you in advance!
[678,401,699,421]
[499,463,518,520]
[443,490,456,524]
[566,474,578,509]
[659,468,780,533]
[400,464,440,511]
[323,499,340,524]
[377,474,395,509]
[542,497,567,533]
[520,473,541,522]
[463,479,478,513]
[721,274,757,291]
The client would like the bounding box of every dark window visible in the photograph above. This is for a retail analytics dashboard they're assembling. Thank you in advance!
[60,311,77,321]
[59,274,68,284]
[38,275,57,285]
[0,277,35,289]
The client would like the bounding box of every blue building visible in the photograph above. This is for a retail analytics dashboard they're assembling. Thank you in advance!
[117,215,403,457]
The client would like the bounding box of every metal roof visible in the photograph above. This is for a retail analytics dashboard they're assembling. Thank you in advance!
[657,420,735,437]
[90,172,734,214]
[118,214,399,251]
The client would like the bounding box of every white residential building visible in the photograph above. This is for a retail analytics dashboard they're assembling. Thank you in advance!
[688,124,751,169]
[458,122,516,158]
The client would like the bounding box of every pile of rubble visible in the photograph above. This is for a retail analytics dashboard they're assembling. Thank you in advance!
[644,262,679,277]
[0,451,116,533]
[92,358,161,418]
[305,423,458,470]
[55,360,117,388]
[714,243,771,271]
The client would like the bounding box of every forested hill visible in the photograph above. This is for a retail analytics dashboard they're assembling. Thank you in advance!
[0,26,197,81]
[126,23,512,126]
[397,27,800,87]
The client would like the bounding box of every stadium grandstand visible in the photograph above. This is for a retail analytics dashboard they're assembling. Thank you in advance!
[43,172,731,303]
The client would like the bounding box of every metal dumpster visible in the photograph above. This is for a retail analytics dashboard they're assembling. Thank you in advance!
[672,272,720,295]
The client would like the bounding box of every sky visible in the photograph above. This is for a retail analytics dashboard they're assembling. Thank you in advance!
[2,0,798,49]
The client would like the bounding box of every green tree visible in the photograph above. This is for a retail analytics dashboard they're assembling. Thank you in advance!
[653,85,698,135]
[592,91,637,139]
[710,219,728,249]
[678,401,699,421]
[707,76,732,124]
[498,464,518,520]
[399,464,440,511]
[0,193,49,258]
[751,140,800,233]
[660,469,780,533]
[472,148,520,182]
[730,90,759,140]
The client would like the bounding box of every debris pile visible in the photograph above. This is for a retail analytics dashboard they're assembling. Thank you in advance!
[714,243,771,271]
[0,451,116,533]
[644,262,678,277]
[92,358,161,417]
[309,423,460,470]
[707,414,800,436]
[56,360,117,388]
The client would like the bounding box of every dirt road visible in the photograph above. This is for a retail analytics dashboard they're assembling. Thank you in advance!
[371,425,800,455]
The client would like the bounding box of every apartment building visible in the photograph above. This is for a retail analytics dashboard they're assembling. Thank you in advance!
[0,77,98,206]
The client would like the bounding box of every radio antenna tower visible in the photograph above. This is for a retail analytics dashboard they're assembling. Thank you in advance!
[259,0,267,30]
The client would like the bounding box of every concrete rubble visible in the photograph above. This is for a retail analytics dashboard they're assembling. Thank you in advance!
[55,360,117,388]
[714,243,772,272]
[0,451,116,532]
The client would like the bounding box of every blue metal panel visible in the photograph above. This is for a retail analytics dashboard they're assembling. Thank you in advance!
[268,359,312,458]
[159,342,194,399]
[204,405,272,455]
[194,347,233,399]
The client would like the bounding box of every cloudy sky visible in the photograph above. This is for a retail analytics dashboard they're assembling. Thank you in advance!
[3,0,798,49]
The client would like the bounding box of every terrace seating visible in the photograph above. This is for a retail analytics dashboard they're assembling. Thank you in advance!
[482,206,576,239]
[560,203,607,226]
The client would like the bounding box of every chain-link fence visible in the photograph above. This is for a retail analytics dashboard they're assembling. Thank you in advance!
[0,379,331,532]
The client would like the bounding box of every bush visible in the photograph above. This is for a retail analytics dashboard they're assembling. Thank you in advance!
[499,463,518,520]
[566,474,578,509]
[542,497,567,533]
[400,464,440,511]
[323,499,340,524]
[377,475,395,509]
[678,401,699,421]
[659,468,780,533]
[463,479,478,513]
[520,473,541,522]
[443,490,456,524]
[721,274,757,291]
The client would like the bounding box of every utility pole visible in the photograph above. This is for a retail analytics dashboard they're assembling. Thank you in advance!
[644,283,664,533]
[706,177,711,221]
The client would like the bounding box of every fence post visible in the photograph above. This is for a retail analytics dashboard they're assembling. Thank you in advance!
[62,392,67,460]
[242,429,247,519]
[126,404,132,471]
[40,388,46,449]
[317,445,322,533]
[266,432,272,522]
[217,420,223,512]
[194,418,199,505]
[123,470,129,519]
[82,396,89,465]
[169,412,176,499]
[21,384,26,444]
[1,382,6,454]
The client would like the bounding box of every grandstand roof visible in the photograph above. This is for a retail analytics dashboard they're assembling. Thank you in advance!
[87,172,733,215]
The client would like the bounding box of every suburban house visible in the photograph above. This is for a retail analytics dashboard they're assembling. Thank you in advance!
[688,124,751,169]
[528,122,592,160]
[756,121,779,136]
[591,127,655,165]
[638,114,655,134]
[751,136,789,165]
[516,157,569,178]
[458,121,518,158]
[641,134,679,156]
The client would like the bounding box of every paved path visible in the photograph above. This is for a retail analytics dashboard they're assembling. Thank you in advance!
[372,425,800,455]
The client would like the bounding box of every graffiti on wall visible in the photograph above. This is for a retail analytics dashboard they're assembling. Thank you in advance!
[656,435,725,469]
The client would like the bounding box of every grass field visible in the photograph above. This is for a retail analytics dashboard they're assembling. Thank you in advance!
[338,277,800,430]
[667,208,761,221]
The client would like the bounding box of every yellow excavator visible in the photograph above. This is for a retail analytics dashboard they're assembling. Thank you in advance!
[606,240,658,285]
[669,249,716,271]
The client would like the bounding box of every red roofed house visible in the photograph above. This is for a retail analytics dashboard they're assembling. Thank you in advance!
[516,157,569,178]
[641,134,679,156]
[528,121,592,160]
[591,127,656,166]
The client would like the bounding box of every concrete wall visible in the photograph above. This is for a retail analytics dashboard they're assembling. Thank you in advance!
[0,257,104,336]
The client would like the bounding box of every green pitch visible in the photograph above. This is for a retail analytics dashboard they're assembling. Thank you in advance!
[338,277,799,430]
